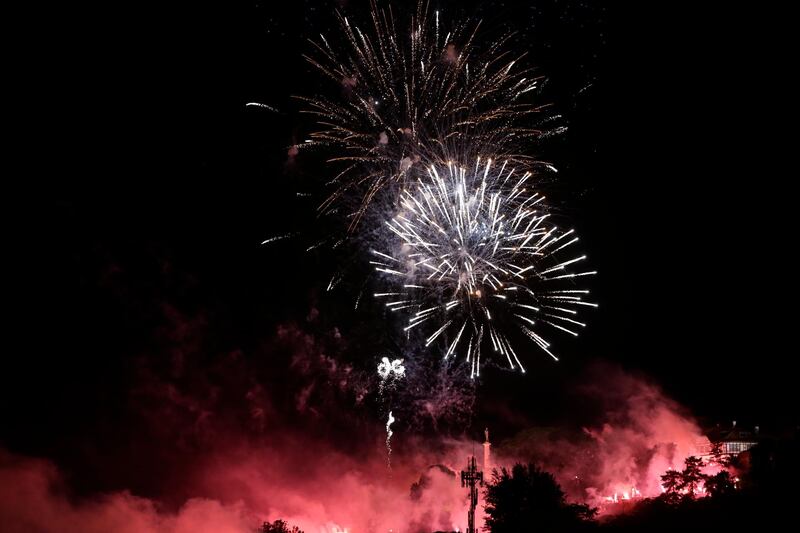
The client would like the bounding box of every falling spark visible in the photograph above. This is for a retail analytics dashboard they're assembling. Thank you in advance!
[260,233,294,245]
[245,102,280,113]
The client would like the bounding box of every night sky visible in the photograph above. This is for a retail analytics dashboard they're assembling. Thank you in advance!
[5,0,796,508]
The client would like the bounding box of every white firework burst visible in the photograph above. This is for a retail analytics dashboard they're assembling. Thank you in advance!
[372,158,596,377]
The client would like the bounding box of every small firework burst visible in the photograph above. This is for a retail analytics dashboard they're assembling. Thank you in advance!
[377,356,406,381]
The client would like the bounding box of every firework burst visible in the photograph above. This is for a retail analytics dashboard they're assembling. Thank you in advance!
[298,0,551,229]
[372,158,596,377]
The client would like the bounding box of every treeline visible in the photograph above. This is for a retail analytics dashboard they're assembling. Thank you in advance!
[483,433,799,532]
[258,434,798,533]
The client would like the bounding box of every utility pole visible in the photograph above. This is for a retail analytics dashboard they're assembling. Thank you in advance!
[461,455,484,533]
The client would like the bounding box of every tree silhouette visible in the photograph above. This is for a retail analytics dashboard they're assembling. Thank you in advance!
[708,439,727,465]
[709,439,723,457]
[681,456,705,497]
[704,470,736,498]
[604,439,799,532]
[484,463,595,533]
[660,456,711,503]
[659,469,684,504]
[259,520,304,533]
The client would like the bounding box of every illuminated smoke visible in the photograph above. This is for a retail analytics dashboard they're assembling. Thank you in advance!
[0,440,475,533]
[1,356,723,531]
[491,364,728,512]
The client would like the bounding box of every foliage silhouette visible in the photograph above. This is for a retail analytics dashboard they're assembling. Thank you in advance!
[681,456,705,497]
[259,519,304,533]
[484,463,596,532]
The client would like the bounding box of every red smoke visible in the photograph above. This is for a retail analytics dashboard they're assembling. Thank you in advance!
[0,313,475,533]
[0,450,254,533]
[0,305,727,531]
[491,364,724,512]
[0,439,474,533]
[0,364,723,531]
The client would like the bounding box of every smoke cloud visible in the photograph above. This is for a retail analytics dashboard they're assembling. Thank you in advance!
[0,304,476,533]
[1,300,719,531]
[493,363,714,510]
[0,437,474,533]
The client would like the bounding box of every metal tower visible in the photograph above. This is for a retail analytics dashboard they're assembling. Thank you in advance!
[460,455,484,533]
[483,427,491,475]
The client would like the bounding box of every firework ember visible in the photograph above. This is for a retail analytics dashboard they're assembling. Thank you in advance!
[373,158,596,375]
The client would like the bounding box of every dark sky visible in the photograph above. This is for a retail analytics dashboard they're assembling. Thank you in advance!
[6,0,796,475]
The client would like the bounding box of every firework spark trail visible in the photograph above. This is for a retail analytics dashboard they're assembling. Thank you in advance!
[245,102,280,113]
[385,410,396,469]
[298,0,551,229]
[377,357,404,470]
[373,158,596,374]
[260,233,295,245]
